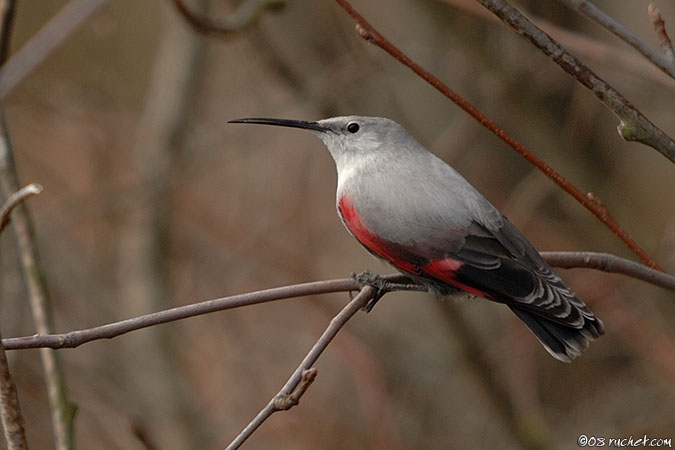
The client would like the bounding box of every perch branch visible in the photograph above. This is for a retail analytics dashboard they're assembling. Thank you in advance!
[169,0,285,36]
[333,0,663,270]
[541,251,675,292]
[474,0,675,162]
[224,285,375,450]
[3,253,673,352]
[1,276,404,350]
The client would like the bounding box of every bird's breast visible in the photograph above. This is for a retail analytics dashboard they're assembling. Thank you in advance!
[337,194,418,273]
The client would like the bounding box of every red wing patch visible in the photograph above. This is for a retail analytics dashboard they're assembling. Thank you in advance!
[422,258,489,298]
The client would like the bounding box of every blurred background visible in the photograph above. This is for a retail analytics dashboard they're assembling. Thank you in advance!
[1,0,674,448]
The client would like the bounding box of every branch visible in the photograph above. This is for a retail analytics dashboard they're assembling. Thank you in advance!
[2,277,365,350]
[441,0,673,88]
[224,285,375,450]
[556,0,675,78]
[0,183,42,233]
[0,0,108,99]
[3,253,673,352]
[169,0,285,36]
[333,0,663,270]
[0,254,670,446]
[0,5,29,448]
[540,251,675,292]
[474,0,675,163]
[0,107,76,449]
[0,337,28,450]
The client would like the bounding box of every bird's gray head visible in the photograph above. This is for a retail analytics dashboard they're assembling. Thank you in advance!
[228,116,413,170]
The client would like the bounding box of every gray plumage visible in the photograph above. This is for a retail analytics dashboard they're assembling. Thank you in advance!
[229,115,604,362]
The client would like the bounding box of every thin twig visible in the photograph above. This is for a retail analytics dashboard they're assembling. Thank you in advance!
[170,0,285,36]
[648,3,674,61]
[224,285,375,450]
[0,4,28,448]
[0,0,108,99]
[556,0,675,78]
[333,0,664,270]
[0,106,75,449]
[3,253,673,352]
[0,183,42,233]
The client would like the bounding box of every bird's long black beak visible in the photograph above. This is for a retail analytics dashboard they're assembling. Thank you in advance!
[228,117,327,133]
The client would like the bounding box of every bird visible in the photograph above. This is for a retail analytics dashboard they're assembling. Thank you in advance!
[228,116,604,362]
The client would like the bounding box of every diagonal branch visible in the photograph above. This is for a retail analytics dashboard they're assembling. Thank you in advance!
[556,0,675,78]
[475,0,675,163]
[0,0,108,99]
[333,0,663,270]
[224,284,375,450]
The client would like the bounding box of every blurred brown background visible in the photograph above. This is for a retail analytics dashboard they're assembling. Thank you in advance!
[1,0,674,449]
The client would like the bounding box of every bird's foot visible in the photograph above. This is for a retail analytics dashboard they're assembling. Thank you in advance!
[351,271,391,312]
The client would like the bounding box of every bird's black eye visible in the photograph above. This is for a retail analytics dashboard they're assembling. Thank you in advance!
[346,122,360,133]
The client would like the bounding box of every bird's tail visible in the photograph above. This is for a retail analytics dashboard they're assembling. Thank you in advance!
[509,306,604,363]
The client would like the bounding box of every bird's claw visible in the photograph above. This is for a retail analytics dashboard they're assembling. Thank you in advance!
[351,271,390,312]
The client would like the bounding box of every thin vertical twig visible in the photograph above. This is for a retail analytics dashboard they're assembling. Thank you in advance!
[0,183,34,449]
[0,340,28,450]
[0,108,76,449]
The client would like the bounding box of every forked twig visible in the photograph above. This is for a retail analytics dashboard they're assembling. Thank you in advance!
[224,285,375,450]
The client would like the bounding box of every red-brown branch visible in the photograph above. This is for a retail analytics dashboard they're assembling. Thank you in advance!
[334,0,663,271]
